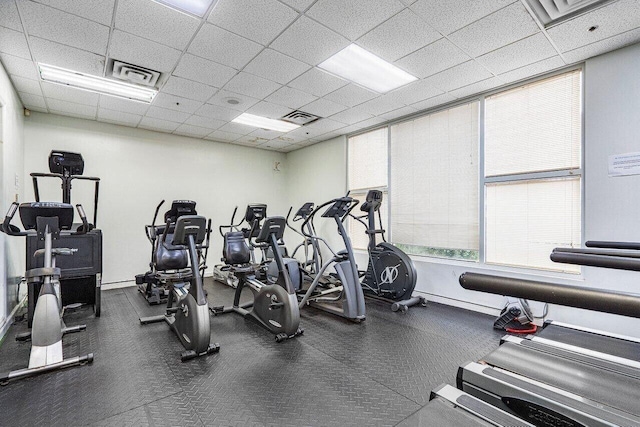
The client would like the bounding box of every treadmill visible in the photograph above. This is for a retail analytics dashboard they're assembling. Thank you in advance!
[397,384,533,427]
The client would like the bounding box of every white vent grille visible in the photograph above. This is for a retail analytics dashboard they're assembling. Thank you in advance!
[109,60,160,87]
[526,0,616,26]
[280,110,320,126]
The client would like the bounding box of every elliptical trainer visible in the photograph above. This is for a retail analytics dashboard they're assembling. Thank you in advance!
[350,190,426,312]
[136,200,200,304]
[214,216,303,342]
[285,203,322,279]
[0,202,94,384]
[139,214,220,361]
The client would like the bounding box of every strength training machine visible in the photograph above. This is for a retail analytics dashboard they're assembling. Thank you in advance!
[139,214,220,361]
[0,202,94,384]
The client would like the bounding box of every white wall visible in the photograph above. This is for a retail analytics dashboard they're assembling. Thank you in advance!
[0,61,25,336]
[24,113,288,284]
[287,43,640,338]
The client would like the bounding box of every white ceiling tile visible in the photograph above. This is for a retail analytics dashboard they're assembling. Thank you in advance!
[243,49,311,85]
[32,0,116,25]
[329,106,374,124]
[265,86,317,109]
[351,115,387,129]
[270,16,350,65]
[546,0,640,53]
[97,108,142,126]
[146,106,190,122]
[0,27,30,59]
[356,94,404,116]
[217,121,256,135]
[387,79,443,105]
[195,103,243,120]
[498,56,566,85]
[139,117,180,132]
[153,93,204,114]
[248,128,286,140]
[323,83,378,107]
[300,98,347,117]
[356,9,441,62]
[184,114,226,129]
[47,98,97,118]
[245,101,292,119]
[448,2,539,58]
[395,38,470,78]
[448,77,503,99]
[19,92,48,110]
[423,60,493,92]
[233,134,270,145]
[303,118,347,133]
[378,105,417,121]
[174,124,212,138]
[209,0,299,45]
[20,1,110,55]
[50,109,97,120]
[115,0,201,51]
[562,28,640,64]
[223,72,282,99]
[41,81,100,106]
[307,0,404,41]
[259,139,295,150]
[207,90,260,111]
[280,143,303,152]
[476,32,557,75]
[11,76,42,96]
[410,0,515,35]
[205,129,243,142]
[1,53,39,80]
[173,54,237,88]
[288,68,348,97]
[0,1,23,31]
[278,0,315,12]
[278,127,318,141]
[188,24,263,70]
[161,76,217,102]
[25,105,49,113]
[98,95,150,115]
[30,37,106,76]
[109,30,182,72]
[409,92,456,112]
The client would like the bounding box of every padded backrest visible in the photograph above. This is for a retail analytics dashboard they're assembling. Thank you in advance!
[155,232,189,270]
[223,231,251,265]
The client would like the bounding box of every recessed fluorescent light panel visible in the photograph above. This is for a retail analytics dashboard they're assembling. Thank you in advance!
[38,64,157,103]
[232,113,300,132]
[152,0,216,17]
[318,44,417,93]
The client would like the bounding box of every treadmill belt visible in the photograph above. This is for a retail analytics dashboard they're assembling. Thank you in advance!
[539,324,640,362]
[483,342,640,417]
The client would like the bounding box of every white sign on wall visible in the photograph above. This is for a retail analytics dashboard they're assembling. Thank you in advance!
[608,152,640,177]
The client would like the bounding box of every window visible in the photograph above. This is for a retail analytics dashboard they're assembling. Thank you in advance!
[390,102,479,260]
[484,70,582,272]
[347,128,388,250]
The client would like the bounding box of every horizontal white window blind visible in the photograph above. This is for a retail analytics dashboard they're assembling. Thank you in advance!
[348,128,388,191]
[486,177,581,272]
[390,102,479,258]
[485,70,581,177]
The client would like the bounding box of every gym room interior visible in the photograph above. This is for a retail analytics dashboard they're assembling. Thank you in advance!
[1,0,640,425]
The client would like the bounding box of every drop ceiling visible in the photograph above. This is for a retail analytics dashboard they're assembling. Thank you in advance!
[0,0,638,152]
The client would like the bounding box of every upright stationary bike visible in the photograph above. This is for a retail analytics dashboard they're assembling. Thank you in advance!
[350,190,426,312]
[0,202,94,384]
[215,216,303,342]
[140,215,220,361]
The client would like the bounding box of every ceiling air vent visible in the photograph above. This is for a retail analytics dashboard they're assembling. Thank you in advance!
[280,110,320,126]
[108,60,160,87]
[525,0,617,27]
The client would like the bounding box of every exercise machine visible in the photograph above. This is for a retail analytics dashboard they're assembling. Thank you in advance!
[297,197,366,322]
[28,150,102,325]
[401,384,533,426]
[213,204,269,288]
[135,200,200,304]
[350,190,425,312]
[139,215,220,361]
[285,202,322,279]
[0,202,94,384]
[214,216,303,342]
